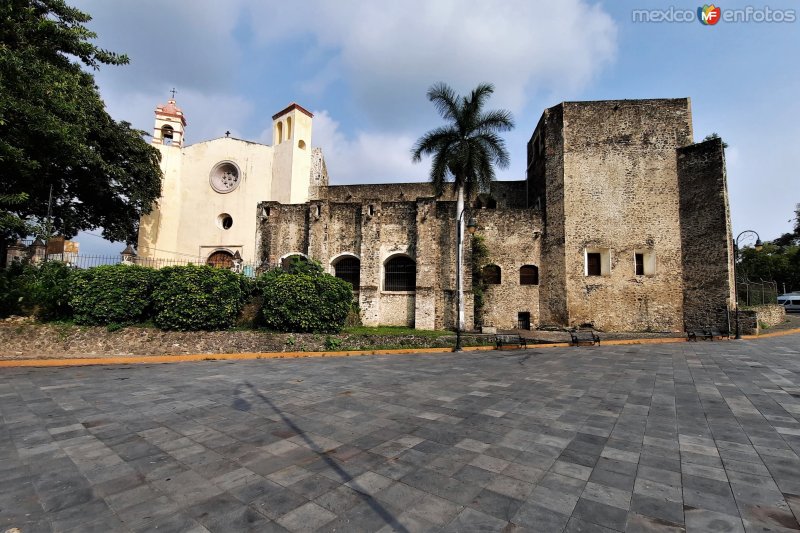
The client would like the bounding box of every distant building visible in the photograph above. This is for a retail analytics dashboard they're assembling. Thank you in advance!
[139,97,733,333]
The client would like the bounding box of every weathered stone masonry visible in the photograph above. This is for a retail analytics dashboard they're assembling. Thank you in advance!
[255,98,733,332]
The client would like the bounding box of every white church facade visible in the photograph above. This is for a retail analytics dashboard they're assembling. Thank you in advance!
[137,98,325,268]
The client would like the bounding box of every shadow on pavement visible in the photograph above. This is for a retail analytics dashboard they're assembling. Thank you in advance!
[242,381,408,532]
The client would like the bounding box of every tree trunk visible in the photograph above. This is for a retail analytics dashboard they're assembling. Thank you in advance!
[456,184,465,332]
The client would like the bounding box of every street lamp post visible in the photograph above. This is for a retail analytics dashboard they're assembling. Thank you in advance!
[454,211,478,352]
[733,230,763,339]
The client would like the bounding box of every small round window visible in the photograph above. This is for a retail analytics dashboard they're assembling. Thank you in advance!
[209,161,241,193]
[217,213,233,230]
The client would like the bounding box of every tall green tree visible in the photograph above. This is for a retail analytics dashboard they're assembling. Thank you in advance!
[739,204,800,294]
[0,0,162,245]
[411,82,513,330]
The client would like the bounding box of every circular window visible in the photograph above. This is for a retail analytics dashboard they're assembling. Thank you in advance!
[217,213,233,230]
[298,140,306,149]
[209,161,241,193]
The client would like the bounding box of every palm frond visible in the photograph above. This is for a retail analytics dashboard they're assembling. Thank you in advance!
[412,82,514,199]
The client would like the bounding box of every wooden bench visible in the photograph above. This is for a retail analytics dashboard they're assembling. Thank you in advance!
[570,328,600,346]
[495,334,528,349]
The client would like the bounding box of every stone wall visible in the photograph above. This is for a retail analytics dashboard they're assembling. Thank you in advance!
[678,137,734,332]
[529,104,569,326]
[559,99,693,331]
[751,304,786,329]
[254,98,732,334]
[473,208,542,330]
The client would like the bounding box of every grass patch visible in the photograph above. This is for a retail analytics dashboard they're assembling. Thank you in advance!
[342,326,451,337]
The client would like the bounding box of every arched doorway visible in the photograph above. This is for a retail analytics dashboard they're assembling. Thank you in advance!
[207,250,234,269]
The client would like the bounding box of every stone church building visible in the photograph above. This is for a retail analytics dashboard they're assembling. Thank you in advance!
[138,97,734,333]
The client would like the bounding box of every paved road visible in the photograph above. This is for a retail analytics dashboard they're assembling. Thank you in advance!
[2,336,800,532]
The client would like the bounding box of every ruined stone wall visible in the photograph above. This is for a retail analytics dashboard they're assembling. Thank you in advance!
[752,304,786,328]
[528,105,569,326]
[474,208,542,330]
[308,147,329,201]
[323,181,527,209]
[678,138,734,332]
[257,202,309,268]
[560,99,693,332]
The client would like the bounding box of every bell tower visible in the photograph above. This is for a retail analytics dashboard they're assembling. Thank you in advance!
[270,103,314,204]
[153,90,186,149]
[138,91,187,260]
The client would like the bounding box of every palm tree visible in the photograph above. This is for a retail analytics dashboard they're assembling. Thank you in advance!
[411,82,514,334]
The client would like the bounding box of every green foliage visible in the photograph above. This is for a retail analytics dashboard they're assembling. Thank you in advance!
[738,205,800,295]
[0,0,162,243]
[151,265,246,331]
[0,193,32,238]
[702,132,729,149]
[0,261,30,317]
[411,82,514,198]
[324,336,342,351]
[70,264,156,325]
[341,326,451,337]
[471,234,489,325]
[739,242,800,294]
[260,270,353,333]
[282,256,324,276]
[0,260,73,319]
[26,260,73,320]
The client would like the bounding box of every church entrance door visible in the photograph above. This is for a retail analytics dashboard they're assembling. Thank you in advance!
[207,251,234,269]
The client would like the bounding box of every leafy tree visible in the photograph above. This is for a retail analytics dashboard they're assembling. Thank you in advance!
[739,205,800,294]
[0,0,162,245]
[411,82,513,330]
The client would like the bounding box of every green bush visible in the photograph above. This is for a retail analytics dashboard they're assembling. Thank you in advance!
[0,261,73,320]
[27,261,73,320]
[0,261,30,317]
[152,265,246,330]
[70,264,157,325]
[260,270,353,333]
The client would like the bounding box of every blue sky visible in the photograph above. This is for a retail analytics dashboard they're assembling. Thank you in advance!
[71,0,799,255]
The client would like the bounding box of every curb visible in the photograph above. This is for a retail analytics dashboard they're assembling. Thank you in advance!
[1,328,798,368]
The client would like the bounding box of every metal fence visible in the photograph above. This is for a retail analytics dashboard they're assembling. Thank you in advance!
[736,279,778,306]
[12,253,263,277]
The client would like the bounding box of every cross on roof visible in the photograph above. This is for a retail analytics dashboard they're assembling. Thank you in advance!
[225,131,231,138]
[170,88,177,99]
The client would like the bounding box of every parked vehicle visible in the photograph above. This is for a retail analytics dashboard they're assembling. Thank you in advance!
[777,293,800,313]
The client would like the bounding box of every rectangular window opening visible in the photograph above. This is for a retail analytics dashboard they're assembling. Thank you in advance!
[585,247,610,277]
[634,249,656,276]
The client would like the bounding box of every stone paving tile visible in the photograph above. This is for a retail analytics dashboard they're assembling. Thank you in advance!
[4,336,800,531]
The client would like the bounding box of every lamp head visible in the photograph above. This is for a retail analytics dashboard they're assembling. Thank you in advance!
[754,239,763,251]
[466,218,478,235]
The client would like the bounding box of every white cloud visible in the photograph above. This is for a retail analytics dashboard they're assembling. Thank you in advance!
[307,110,425,184]
[247,0,617,126]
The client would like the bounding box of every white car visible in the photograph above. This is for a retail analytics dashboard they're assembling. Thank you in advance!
[777,293,800,313]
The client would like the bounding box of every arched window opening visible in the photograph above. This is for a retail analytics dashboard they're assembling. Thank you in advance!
[161,125,174,146]
[520,265,539,285]
[384,256,416,292]
[334,256,360,289]
[482,264,501,285]
[207,250,234,269]
[286,116,293,140]
[281,254,307,272]
[276,122,283,144]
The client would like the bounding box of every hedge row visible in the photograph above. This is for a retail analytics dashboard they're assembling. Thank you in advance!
[0,260,353,332]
